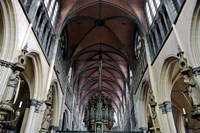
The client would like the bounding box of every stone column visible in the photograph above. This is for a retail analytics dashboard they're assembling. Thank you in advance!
[24,104,35,132]
[20,108,30,132]
[164,101,177,133]
[0,60,14,101]
[24,99,43,133]
[159,103,171,133]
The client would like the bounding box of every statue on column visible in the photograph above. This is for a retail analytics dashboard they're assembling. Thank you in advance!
[177,49,200,118]
[2,70,20,103]
[41,106,52,131]
[40,86,54,132]
[0,45,28,124]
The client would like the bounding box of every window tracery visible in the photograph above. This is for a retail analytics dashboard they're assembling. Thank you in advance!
[44,0,59,25]
[145,0,161,25]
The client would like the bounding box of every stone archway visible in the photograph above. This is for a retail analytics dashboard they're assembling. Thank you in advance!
[40,81,61,132]
[190,0,200,66]
[160,56,200,133]
[159,57,180,133]
[171,77,200,133]
[0,0,16,59]
[14,78,30,133]
[0,7,3,53]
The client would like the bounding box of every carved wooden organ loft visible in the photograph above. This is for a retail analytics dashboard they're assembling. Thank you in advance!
[83,50,115,132]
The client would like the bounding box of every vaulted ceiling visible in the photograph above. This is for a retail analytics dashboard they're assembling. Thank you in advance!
[56,0,148,118]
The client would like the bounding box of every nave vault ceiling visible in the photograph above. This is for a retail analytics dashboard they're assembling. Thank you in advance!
[56,0,147,116]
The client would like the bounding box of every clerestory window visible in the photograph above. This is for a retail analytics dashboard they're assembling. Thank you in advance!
[145,0,161,25]
[44,0,59,26]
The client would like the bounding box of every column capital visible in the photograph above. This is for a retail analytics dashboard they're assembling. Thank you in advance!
[0,59,15,70]
[29,99,43,113]
[164,101,172,112]
[159,103,166,114]
[159,101,172,114]
[53,34,61,41]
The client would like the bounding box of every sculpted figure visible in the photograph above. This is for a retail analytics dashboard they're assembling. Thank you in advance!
[3,70,20,102]
[184,75,200,107]
[41,106,52,130]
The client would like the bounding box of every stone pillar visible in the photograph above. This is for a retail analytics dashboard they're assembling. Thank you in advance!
[24,104,35,132]
[164,101,177,133]
[159,101,177,133]
[0,60,14,101]
[24,99,43,133]
[159,103,171,133]
[19,107,29,132]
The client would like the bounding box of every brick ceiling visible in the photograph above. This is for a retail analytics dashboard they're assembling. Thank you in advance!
[56,0,147,116]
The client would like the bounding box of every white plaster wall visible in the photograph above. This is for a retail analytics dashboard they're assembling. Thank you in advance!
[147,0,198,132]
[0,0,63,132]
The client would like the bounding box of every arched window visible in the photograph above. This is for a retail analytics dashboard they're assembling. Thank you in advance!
[44,0,59,26]
[145,0,161,25]
[44,0,49,7]
[52,2,58,25]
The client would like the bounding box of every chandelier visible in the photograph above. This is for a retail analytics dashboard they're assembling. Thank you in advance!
[83,50,115,132]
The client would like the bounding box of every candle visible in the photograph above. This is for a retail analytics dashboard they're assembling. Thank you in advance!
[182,108,186,115]
[19,101,23,108]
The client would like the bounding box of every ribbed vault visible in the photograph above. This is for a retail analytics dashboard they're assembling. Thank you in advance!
[57,0,147,124]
